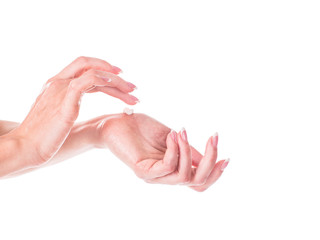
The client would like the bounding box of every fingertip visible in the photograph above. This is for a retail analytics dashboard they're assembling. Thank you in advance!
[122,99,136,106]
[127,82,137,90]
[125,95,139,105]
[111,65,123,74]
[220,158,230,171]
[180,127,188,143]
[212,132,218,148]
[204,136,214,155]
[212,160,226,174]
[165,130,178,153]
[126,102,136,106]
[207,133,218,150]
[170,130,178,144]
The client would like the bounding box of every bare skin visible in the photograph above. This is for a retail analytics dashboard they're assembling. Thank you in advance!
[96,113,229,192]
[0,56,229,191]
[0,56,139,176]
[1,113,229,192]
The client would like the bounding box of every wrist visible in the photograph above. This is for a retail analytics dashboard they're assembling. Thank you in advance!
[44,119,102,163]
[70,120,100,148]
[94,114,124,149]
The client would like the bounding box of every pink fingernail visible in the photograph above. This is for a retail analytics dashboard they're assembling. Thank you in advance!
[211,132,218,148]
[220,158,230,171]
[127,82,137,90]
[111,65,123,74]
[170,130,177,143]
[181,127,188,143]
[130,95,140,104]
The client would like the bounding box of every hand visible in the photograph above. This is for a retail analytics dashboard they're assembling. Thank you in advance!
[11,56,139,167]
[97,113,229,192]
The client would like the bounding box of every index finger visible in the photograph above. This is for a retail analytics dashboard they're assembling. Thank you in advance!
[54,56,122,80]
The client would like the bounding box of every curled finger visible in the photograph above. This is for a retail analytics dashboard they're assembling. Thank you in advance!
[190,158,230,192]
[55,56,122,79]
[136,130,179,180]
[146,128,192,185]
[189,133,218,187]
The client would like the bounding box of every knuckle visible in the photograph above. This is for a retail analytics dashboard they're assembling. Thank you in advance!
[81,70,99,84]
[112,78,120,87]
[40,82,51,93]
[75,56,89,64]
[84,68,96,75]
[41,80,64,95]
[68,79,78,91]
[48,79,61,89]
[46,77,56,84]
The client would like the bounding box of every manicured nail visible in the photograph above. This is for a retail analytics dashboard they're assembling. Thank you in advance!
[211,132,218,148]
[181,127,188,143]
[112,65,123,74]
[170,130,177,143]
[127,82,137,90]
[221,158,230,171]
[130,95,140,104]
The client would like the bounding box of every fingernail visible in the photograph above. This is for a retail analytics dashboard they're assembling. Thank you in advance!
[130,95,140,104]
[211,132,218,148]
[112,65,123,74]
[221,158,230,171]
[181,127,188,143]
[170,130,177,143]
[127,82,137,90]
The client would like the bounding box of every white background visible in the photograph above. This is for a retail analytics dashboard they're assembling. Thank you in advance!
[0,0,319,239]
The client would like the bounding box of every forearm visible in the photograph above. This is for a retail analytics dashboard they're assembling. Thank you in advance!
[0,117,105,178]
[43,118,101,166]
[0,132,37,177]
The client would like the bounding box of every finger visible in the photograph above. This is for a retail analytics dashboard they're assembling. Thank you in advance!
[190,158,230,192]
[176,128,192,184]
[59,71,119,119]
[136,130,179,179]
[94,70,137,93]
[91,86,139,105]
[55,56,122,79]
[189,133,218,187]
[72,69,136,93]
[191,146,203,167]
[146,128,192,185]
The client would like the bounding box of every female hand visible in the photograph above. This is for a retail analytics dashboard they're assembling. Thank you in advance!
[96,113,229,192]
[10,56,139,168]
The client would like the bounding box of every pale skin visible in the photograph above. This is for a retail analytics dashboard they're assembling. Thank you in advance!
[0,57,229,191]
